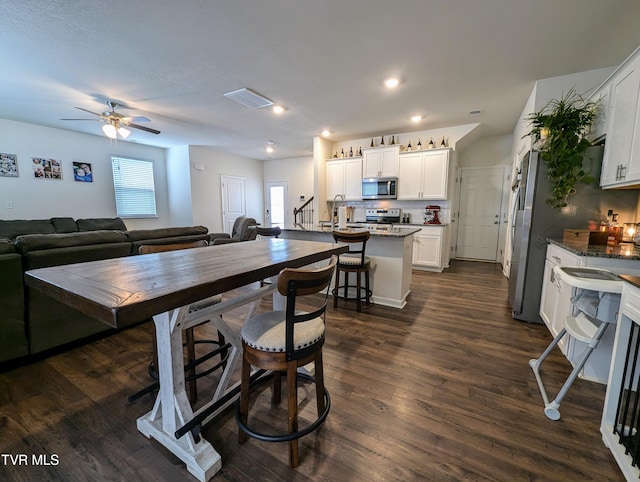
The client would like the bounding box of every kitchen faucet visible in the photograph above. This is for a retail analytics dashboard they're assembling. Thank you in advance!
[331,194,345,231]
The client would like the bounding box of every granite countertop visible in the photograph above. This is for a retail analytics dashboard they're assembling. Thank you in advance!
[283,224,421,238]
[548,238,640,260]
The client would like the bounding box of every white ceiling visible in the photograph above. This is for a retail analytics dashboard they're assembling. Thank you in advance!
[2,0,640,160]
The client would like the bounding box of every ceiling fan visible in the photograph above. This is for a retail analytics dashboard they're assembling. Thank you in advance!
[61,101,161,139]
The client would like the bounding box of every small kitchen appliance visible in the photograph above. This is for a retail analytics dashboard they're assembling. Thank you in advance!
[423,205,441,224]
[361,177,398,200]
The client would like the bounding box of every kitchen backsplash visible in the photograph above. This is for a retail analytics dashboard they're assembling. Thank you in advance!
[331,200,451,224]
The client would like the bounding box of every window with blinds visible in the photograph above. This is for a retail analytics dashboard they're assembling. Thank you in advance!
[111,156,157,218]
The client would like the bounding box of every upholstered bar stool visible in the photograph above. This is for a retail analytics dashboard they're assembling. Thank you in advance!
[331,230,371,312]
[131,240,229,404]
[235,256,338,468]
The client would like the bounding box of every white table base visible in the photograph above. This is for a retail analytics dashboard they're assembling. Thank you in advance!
[137,283,278,481]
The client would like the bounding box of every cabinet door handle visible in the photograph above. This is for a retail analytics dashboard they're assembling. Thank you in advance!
[616,164,621,181]
[621,165,627,179]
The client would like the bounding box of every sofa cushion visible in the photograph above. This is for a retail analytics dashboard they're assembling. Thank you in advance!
[125,226,208,242]
[51,217,78,233]
[0,238,16,255]
[0,219,55,240]
[77,217,127,232]
[15,230,128,254]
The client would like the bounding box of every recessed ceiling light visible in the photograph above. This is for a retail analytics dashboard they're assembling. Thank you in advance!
[321,129,331,137]
[272,105,285,114]
[384,78,400,88]
[411,115,422,123]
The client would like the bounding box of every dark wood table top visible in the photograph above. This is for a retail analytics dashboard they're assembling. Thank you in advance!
[25,239,347,329]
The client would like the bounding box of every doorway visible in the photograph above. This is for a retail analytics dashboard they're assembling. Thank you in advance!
[456,167,507,261]
[221,175,246,233]
[265,181,288,228]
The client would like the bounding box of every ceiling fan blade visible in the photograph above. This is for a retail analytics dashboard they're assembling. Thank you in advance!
[60,118,101,121]
[122,116,150,123]
[73,106,104,117]
[124,122,161,135]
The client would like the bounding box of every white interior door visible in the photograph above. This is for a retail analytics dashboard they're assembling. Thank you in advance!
[265,181,288,227]
[456,167,505,261]
[221,175,246,233]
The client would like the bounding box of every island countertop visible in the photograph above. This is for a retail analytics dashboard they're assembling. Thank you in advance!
[283,224,421,238]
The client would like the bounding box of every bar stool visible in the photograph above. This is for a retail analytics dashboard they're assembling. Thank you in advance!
[256,226,282,238]
[235,256,338,468]
[129,240,230,404]
[332,230,371,312]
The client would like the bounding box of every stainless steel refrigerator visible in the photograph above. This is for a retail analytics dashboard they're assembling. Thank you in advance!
[508,146,638,323]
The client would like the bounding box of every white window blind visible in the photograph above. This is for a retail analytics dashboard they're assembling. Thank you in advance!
[111,156,157,218]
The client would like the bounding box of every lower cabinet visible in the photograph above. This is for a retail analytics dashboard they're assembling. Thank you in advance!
[539,242,640,384]
[412,225,448,272]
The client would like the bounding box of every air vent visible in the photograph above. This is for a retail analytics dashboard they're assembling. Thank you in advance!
[223,88,274,109]
[469,109,484,118]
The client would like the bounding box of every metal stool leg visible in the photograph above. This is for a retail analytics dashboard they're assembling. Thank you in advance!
[530,322,610,420]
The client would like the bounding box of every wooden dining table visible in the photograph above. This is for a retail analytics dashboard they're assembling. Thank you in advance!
[25,238,347,482]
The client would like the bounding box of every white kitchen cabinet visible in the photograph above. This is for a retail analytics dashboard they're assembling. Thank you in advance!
[398,148,450,200]
[412,225,448,272]
[600,49,640,187]
[539,242,640,383]
[587,83,610,143]
[539,243,582,354]
[362,145,399,178]
[326,158,362,201]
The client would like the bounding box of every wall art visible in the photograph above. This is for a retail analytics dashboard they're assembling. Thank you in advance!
[0,153,19,177]
[73,162,93,182]
[32,157,62,180]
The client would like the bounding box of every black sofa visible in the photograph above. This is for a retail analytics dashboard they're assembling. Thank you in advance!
[0,217,210,366]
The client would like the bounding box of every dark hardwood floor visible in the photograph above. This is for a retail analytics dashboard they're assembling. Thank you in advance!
[0,260,624,481]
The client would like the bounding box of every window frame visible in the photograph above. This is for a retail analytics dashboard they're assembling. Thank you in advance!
[111,155,158,219]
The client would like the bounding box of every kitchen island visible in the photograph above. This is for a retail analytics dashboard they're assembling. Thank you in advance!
[280,224,420,308]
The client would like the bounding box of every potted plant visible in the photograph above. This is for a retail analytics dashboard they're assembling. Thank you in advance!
[525,88,599,209]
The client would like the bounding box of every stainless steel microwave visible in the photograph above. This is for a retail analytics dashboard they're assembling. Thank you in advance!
[361,177,397,200]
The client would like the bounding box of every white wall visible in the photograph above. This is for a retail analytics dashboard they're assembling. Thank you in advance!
[187,146,263,232]
[0,118,169,229]
[263,156,314,226]
[458,134,513,168]
[166,145,193,226]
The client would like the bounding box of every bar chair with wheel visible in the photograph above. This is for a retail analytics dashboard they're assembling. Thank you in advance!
[332,230,371,312]
[129,240,230,404]
[235,255,338,468]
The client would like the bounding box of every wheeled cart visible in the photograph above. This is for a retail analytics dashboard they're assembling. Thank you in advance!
[529,266,624,420]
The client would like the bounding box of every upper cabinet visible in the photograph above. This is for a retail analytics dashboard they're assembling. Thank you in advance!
[326,157,362,201]
[397,148,450,200]
[362,145,399,178]
[599,47,640,188]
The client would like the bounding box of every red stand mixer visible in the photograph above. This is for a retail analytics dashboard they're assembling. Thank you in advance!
[423,205,441,224]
